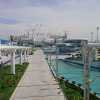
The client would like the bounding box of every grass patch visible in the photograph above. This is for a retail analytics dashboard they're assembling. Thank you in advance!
[0,62,29,100]
[59,79,83,100]
[58,78,100,100]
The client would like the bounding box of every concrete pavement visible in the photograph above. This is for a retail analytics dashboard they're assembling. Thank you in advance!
[10,50,65,100]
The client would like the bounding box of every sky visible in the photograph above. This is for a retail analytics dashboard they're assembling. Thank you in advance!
[0,0,100,40]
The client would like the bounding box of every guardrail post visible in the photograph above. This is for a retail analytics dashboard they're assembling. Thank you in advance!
[11,49,16,74]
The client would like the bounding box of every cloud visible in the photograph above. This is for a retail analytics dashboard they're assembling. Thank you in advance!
[0,17,19,24]
[0,0,100,40]
[0,0,60,9]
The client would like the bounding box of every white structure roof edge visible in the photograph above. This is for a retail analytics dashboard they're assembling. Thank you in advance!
[0,45,31,50]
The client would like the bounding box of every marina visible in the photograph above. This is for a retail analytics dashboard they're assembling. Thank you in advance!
[1,0,100,99]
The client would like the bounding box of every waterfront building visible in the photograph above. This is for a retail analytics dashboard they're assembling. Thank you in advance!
[95,48,100,60]
[56,39,88,54]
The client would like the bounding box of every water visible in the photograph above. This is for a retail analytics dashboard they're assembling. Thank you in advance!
[51,60,100,97]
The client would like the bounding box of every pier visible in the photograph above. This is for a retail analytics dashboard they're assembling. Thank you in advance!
[10,50,65,100]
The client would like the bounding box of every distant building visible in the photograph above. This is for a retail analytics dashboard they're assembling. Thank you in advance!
[0,39,10,45]
[64,39,88,47]
[95,48,100,60]
[56,39,88,54]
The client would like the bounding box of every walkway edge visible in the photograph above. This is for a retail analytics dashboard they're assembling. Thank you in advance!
[10,57,31,100]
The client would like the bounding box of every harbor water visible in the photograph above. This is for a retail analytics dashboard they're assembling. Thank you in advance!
[51,59,100,97]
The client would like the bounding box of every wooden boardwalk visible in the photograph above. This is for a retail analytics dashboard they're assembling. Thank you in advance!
[10,50,65,100]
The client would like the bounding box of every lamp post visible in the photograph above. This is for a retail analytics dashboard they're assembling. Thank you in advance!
[90,32,94,42]
[96,26,99,43]
[32,29,35,47]
[83,46,92,100]
[82,42,97,100]
[10,35,14,45]
[49,52,52,67]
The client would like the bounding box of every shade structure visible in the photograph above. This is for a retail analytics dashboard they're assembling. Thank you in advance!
[0,45,32,74]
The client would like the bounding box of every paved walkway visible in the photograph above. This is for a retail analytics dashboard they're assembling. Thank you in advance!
[10,50,65,100]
